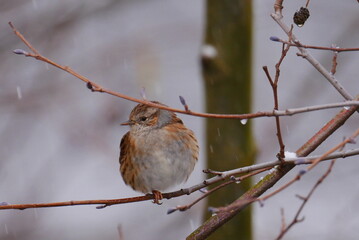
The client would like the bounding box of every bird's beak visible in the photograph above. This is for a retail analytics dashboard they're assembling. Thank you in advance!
[121,120,132,126]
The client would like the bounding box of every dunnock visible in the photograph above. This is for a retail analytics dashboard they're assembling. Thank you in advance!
[119,101,199,204]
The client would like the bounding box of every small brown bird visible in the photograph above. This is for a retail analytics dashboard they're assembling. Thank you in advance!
[119,101,199,204]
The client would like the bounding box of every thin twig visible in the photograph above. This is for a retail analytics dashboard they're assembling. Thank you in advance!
[179,96,190,112]
[285,148,359,164]
[273,0,284,16]
[117,225,125,240]
[9,22,39,55]
[2,147,357,211]
[169,168,271,214]
[276,160,336,240]
[263,27,292,162]
[305,0,311,8]
[187,1,359,237]
[259,175,300,202]
[205,147,359,180]
[259,127,359,202]
[307,127,359,171]
[276,101,359,115]
[271,38,359,52]
[8,22,359,121]
[270,14,354,101]
[280,208,286,233]
[189,105,358,238]
[274,27,292,160]
[6,22,359,219]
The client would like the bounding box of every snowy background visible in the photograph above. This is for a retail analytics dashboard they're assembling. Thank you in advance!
[0,0,358,239]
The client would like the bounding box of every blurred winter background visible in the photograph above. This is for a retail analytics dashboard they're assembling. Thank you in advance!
[0,0,358,239]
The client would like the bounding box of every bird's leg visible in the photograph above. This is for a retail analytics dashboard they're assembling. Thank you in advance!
[152,190,163,205]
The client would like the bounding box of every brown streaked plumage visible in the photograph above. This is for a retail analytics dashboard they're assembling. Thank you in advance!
[119,101,199,204]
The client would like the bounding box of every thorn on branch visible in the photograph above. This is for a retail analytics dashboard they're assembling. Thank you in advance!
[295,194,307,201]
[179,96,190,112]
[342,135,356,145]
[167,204,193,215]
[199,188,208,194]
[179,188,191,195]
[96,204,108,209]
[86,82,95,92]
[348,138,356,144]
[202,169,210,174]
[167,207,178,214]
[297,216,305,223]
[229,175,236,181]
[270,36,280,42]
[13,49,29,55]
[202,169,223,176]
[298,169,307,176]
[296,52,306,58]
[262,66,274,86]
[208,207,219,214]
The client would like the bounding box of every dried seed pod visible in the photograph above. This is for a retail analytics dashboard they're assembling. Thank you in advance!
[293,7,310,27]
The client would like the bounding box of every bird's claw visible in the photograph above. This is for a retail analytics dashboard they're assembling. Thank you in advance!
[152,190,163,205]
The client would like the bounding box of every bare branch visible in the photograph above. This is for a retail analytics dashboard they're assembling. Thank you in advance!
[270,37,359,52]
[307,127,359,171]
[9,22,359,121]
[273,0,283,16]
[270,13,354,101]
[259,127,359,202]
[276,160,336,240]
[2,146,357,211]
[187,103,359,239]
[305,0,311,8]
[280,208,286,232]
[169,168,270,214]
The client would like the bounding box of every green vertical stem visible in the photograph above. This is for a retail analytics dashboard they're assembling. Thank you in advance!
[202,0,254,239]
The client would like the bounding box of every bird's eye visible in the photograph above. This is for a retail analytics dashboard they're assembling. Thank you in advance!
[139,116,147,121]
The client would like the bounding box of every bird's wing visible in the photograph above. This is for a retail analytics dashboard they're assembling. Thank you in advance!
[119,131,130,165]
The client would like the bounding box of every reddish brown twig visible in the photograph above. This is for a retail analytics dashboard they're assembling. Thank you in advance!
[168,167,271,214]
[276,160,336,240]
[305,0,311,8]
[280,208,286,233]
[187,103,358,239]
[273,0,284,16]
[9,22,359,122]
[271,37,359,52]
[9,22,39,55]
[2,144,357,211]
[263,66,285,162]
[262,28,292,162]
[271,13,354,102]
[258,127,359,202]
[307,127,359,171]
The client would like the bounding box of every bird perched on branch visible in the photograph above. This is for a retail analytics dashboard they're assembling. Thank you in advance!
[119,101,199,204]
